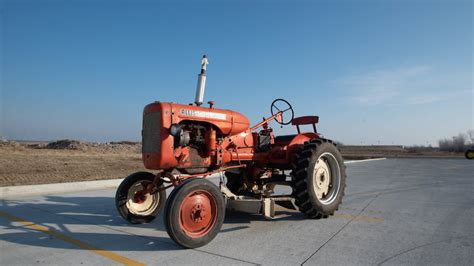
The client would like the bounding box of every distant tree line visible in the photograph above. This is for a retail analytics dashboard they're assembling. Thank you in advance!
[438,130,474,152]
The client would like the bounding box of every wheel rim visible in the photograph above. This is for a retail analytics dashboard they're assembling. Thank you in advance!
[312,152,341,205]
[179,190,218,238]
[126,180,160,216]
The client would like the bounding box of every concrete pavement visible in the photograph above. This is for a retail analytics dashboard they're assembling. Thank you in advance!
[1,158,473,265]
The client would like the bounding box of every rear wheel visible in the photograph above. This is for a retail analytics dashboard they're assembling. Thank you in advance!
[115,172,166,224]
[164,178,225,248]
[291,138,346,218]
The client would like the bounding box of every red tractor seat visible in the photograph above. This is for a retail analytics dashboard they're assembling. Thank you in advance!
[291,116,319,133]
[291,116,319,126]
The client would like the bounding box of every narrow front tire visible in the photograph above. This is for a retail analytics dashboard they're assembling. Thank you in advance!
[115,172,166,224]
[164,178,225,248]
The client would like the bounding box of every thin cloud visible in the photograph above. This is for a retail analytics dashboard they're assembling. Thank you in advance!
[333,65,471,106]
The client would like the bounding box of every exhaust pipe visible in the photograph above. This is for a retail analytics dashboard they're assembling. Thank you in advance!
[195,55,209,106]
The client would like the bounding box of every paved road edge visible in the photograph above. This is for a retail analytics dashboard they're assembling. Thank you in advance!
[345,157,386,164]
[0,179,123,198]
[1,158,386,198]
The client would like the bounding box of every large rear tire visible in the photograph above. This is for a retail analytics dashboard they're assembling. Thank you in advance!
[291,138,346,218]
[115,172,166,224]
[164,178,225,248]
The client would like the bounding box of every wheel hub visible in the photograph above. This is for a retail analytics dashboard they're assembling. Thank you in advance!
[179,191,217,238]
[314,158,331,199]
[126,181,160,216]
[190,204,206,222]
[133,190,148,204]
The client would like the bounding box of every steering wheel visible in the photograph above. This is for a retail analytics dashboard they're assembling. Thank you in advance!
[270,98,294,125]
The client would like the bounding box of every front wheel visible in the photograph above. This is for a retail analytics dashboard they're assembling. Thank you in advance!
[115,172,166,224]
[291,138,346,218]
[164,178,225,248]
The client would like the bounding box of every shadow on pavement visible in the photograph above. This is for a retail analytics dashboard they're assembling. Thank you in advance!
[0,195,181,251]
[0,194,305,251]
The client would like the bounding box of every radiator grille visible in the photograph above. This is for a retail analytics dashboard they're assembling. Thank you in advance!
[142,112,161,153]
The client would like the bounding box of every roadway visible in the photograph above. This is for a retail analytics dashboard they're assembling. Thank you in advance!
[1,158,473,265]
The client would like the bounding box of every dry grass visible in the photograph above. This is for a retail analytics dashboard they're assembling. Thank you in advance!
[0,146,146,186]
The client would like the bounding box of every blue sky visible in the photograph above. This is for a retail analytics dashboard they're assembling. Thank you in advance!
[1,0,472,145]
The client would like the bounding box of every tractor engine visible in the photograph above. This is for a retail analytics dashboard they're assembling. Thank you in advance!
[171,122,207,150]
[141,101,250,174]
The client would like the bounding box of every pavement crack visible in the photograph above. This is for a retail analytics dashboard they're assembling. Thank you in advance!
[196,249,260,265]
[376,235,474,265]
[301,161,403,265]
[301,193,382,265]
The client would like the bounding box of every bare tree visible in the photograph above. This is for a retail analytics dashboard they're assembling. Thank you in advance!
[467,129,474,144]
[438,132,470,152]
[438,138,450,151]
[452,134,467,152]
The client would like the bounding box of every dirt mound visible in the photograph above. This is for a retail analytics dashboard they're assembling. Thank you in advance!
[43,139,141,153]
[92,142,141,153]
[109,141,140,145]
[46,139,85,150]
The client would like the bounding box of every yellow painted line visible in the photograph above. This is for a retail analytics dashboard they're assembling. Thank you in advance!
[0,210,145,266]
[333,213,384,222]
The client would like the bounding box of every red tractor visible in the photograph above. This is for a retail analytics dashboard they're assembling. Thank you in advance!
[115,56,346,248]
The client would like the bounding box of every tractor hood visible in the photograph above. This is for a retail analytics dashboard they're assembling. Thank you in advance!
[144,101,250,136]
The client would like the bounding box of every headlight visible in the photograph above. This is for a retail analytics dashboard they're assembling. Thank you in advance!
[169,124,182,137]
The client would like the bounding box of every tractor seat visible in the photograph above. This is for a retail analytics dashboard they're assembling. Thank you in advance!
[292,116,319,126]
[291,115,319,133]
